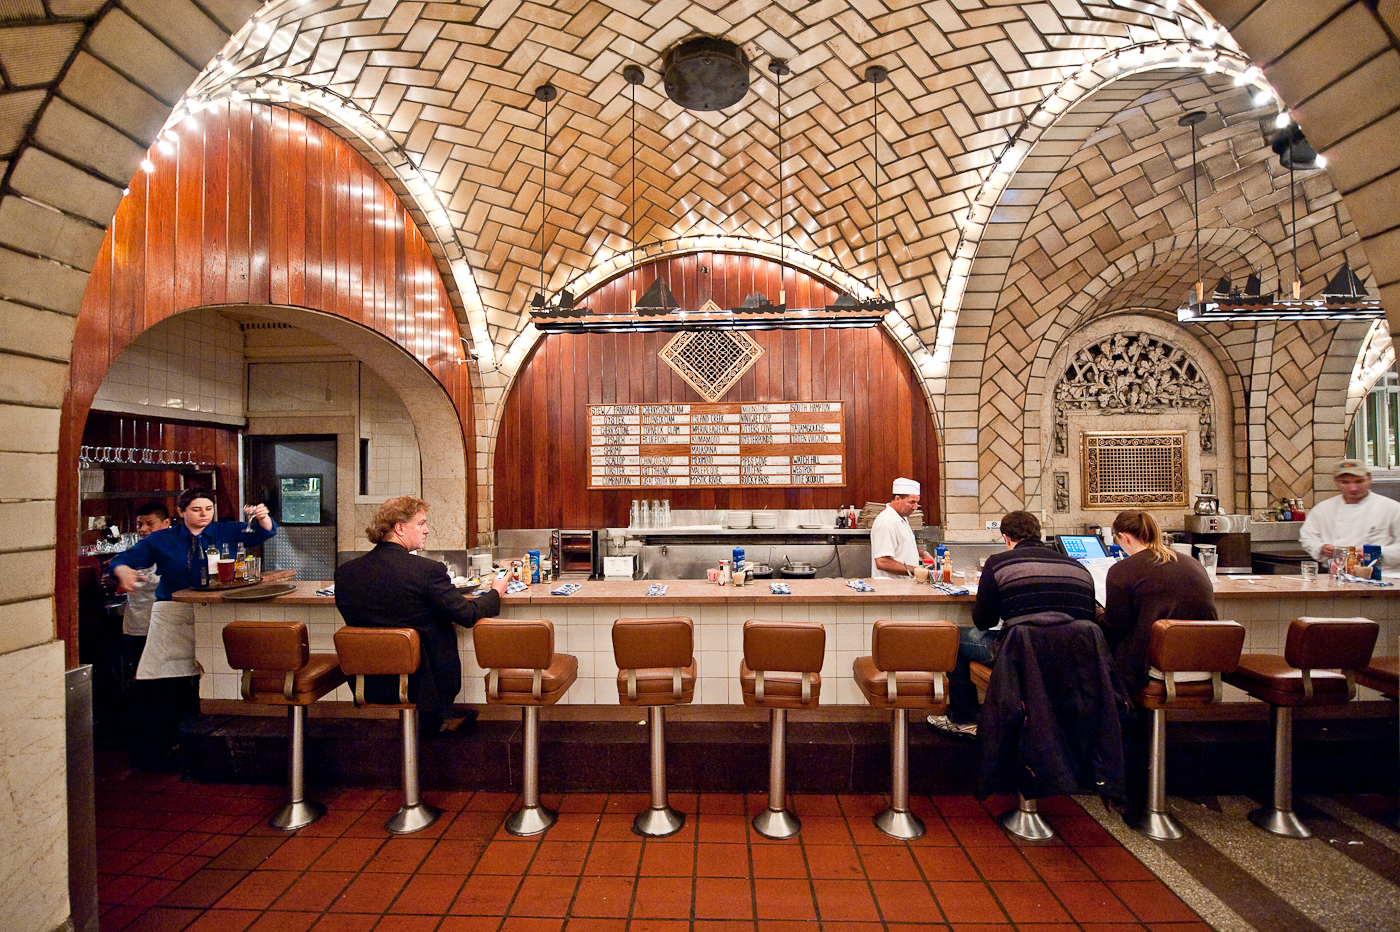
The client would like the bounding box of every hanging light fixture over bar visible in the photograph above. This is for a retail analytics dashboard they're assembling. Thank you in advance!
[1177,117,1381,322]
[532,56,886,333]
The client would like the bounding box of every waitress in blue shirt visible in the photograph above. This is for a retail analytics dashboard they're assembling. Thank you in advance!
[108,487,276,768]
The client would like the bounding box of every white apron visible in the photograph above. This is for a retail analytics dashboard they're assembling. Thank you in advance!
[135,601,201,679]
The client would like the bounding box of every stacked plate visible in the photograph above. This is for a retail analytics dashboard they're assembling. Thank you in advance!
[751,511,778,529]
[726,510,752,529]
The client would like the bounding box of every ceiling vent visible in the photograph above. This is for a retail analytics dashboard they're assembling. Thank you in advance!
[662,36,749,111]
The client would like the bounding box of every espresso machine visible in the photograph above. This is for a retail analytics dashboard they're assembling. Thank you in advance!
[1182,512,1253,574]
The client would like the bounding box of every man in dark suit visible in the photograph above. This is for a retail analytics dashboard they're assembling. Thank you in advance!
[335,496,508,736]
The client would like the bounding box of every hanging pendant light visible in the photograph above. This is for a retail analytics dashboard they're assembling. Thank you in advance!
[531,82,555,313]
[730,59,789,314]
[825,65,894,315]
[1178,117,1379,322]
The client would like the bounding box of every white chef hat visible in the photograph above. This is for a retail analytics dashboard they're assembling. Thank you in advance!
[892,477,920,495]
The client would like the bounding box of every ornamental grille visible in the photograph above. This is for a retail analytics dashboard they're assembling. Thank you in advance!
[659,329,763,402]
[1081,432,1187,509]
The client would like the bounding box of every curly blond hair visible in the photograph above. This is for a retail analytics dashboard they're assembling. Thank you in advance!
[366,496,429,543]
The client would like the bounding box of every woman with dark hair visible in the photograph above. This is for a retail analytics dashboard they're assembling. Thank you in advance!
[108,488,275,768]
[1100,510,1218,692]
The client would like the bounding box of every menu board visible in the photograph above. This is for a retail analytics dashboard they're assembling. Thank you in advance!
[589,402,845,488]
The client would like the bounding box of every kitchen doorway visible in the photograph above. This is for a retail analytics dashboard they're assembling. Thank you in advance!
[247,436,337,580]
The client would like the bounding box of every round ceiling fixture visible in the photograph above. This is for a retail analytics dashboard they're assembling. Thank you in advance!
[662,36,749,111]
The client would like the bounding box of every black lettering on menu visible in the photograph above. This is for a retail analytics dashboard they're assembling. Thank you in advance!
[745,434,776,444]
[793,455,817,464]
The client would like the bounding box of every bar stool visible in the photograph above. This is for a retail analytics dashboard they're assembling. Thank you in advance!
[1357,638,1398,825]
[221,621,347,830]
[1129,619,1246,840]
[612,616,696,837]
[853,619,959,839]
[333,626,440,834]
[1224,616,1378,838]
[473,618,578,836]
[969,659,1049,840]
[740,618,825,839]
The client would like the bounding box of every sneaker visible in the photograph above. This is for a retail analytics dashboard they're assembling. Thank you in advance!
[927,714,977,738]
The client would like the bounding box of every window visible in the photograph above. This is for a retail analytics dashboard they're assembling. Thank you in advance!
[1347,373,1400,469]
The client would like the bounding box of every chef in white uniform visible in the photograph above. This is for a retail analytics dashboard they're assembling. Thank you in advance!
[870,477,934,578]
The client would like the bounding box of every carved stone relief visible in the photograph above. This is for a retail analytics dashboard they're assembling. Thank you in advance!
[1054,332,1214,457]
[1054,471,1069,513]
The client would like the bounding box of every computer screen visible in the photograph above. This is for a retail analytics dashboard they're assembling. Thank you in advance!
[1057,534,1110,561]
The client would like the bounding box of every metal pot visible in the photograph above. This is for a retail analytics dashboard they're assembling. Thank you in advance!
[779,561,817,578]
[1193,494,1220,516]
[747,562,774,579]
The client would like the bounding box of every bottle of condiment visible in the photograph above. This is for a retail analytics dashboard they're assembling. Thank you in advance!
[1345,546,1359,575]
[234,543,247,580]
[719,558,730,586]
[1293,498,1306,520]
[205,541,219,580]
[835,506,845,529]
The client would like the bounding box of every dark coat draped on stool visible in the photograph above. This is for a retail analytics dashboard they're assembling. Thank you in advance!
[334,542,501,714]
[975,613,1132,802]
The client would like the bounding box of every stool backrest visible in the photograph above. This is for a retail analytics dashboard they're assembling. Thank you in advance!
[1285,617,1378,672]
[223,621,309,674]
[474,618,554,670]
[613,616,693,669]
[334,626,421,675]
[1148,619,1245,704]
[872,619,958,673]
[743,619,825,672]
[334,626,420,706]
[1148,619,1245,673]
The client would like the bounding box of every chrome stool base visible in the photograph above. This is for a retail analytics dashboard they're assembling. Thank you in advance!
[1248,805,1311,839]
[753,807,802,840]
[270,799,325,832]
[874,807,925,840]
[633,806,686,838]
[999,796,1055,841]
[386,801,441,835]
[1128,809,1183,841]
[505,804,557,836]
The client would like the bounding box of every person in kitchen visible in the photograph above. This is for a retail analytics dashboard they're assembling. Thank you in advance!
[335,496,509,737]
[108,488,276,769]
[1299,459,1400,572]
[116,502,169,759]
[870,477,935,578]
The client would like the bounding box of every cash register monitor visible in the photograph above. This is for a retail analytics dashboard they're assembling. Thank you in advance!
[1057,534,1110,561]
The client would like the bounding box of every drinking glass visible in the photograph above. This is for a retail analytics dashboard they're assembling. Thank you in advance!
[1300,560,1318,583]
[1198,548,1218,579]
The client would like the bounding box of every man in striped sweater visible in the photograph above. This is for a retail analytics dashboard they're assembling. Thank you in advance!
[929,510,1098,737]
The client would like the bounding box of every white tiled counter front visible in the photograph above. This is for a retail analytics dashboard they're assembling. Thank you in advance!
[177,575,1400,708]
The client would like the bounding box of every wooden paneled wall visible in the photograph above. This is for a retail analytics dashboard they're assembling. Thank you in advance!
[496,257,940,529]
[57,101,473,663]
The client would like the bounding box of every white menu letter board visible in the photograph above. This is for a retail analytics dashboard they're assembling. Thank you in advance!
[588,402,845,488]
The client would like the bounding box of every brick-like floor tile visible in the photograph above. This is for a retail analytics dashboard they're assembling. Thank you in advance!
[753,878,816,921]
[450,873,523,915]
[694,876,753,920]
[571,875,636,918]
[632,875,693,918]
[643,840,698,876]
[929,881,1007,923]
[811,879,880,922]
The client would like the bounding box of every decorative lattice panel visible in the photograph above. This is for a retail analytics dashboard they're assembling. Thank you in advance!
[659,330,763,402]
[1081,432,1187,509]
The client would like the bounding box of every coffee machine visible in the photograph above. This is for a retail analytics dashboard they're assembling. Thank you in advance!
[1182,513,1252,574]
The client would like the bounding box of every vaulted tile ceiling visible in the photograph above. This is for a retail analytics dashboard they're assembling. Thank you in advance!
[5,1,1373,361]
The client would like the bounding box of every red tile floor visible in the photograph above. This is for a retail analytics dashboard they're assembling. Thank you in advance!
[96,757,1210,932]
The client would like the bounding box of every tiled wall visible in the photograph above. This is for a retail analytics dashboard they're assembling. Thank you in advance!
[92,310,245,425]
[360,366,421,498]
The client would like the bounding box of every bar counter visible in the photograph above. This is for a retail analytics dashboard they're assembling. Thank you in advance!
[176,574,1400,707]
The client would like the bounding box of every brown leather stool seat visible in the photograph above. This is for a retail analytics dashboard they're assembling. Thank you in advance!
[474,618,578,835]
[222,621,347,830]
[1358,653,1399,699]
[853,619,959,839]
[333,626,440,834]
[1224,616,1379,837]
[613,616,696,837]
[740,618,825,839]
[1129,619,1245,840]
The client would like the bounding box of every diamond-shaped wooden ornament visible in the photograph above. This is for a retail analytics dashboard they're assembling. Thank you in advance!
[659,329,763,402]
